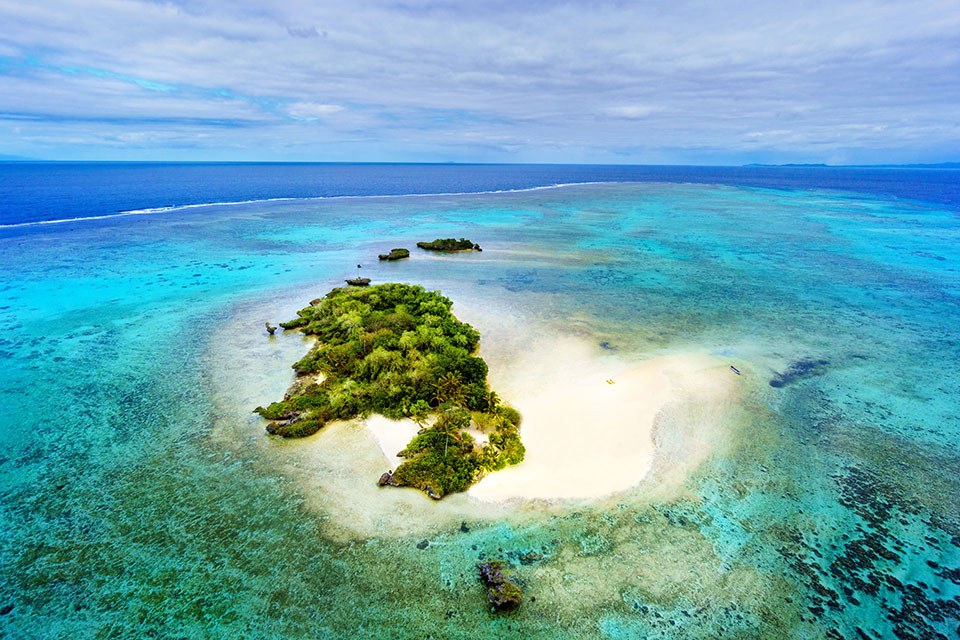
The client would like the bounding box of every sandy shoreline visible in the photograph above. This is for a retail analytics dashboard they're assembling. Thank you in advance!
[474,341,678,501]
[360,333,733,503]
[364,415,420,469]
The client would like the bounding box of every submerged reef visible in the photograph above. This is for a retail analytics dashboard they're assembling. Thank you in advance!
[478,561,523,611]
[769,358,829,388]
[378,248,410,261]
[417,238,482,252]
[255,283,524,498]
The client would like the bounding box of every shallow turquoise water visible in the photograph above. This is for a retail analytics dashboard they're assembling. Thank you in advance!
[1,183,958,638]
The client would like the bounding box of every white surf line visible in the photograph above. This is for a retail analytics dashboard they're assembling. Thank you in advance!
[0,181,618,229]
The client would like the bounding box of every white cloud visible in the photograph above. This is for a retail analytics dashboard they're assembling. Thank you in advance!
[0,0,958,161]
[603,105,663,119]
[285,102,344,120]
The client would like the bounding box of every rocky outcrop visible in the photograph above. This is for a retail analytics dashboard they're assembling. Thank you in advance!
[265,412,301,435]
[376,470,441,499]
[378,248,410,261]
[416,238,481,252]
[477,561,523,611]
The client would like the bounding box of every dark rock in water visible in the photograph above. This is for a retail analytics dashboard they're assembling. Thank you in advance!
[377,470,406,488]
[266,415,302,435]
[460,521,470,533]
[0,603,13,615]
[417,539,430,550]
[265,413,322,438]
[769,358,829,387]
[379,248,410,261]
[519,551,542,565]
[273,415,302,428]
[265,322,277,335]
[345,277,371,286]
[599,341,616,351]
[478,561,523,611]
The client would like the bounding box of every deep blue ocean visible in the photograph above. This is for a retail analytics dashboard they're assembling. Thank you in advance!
[2,162,959,226]
[1,163,958,639]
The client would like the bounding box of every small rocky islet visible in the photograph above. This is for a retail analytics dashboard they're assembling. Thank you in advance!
[378,247,410,261]
[346,238,480,285]
[417,237,482,252]
[255,282,524,500]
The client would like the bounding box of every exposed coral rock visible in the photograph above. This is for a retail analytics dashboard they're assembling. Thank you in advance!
[478,561,523,611]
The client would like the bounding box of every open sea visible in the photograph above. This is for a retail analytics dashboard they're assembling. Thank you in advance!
[1,163,958,639]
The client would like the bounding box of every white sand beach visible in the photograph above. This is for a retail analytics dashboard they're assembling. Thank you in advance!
[467,337,728,501]
[364,415,420,469]
[356,332,734,503]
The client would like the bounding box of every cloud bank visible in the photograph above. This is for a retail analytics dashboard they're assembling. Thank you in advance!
[0,0,957,162]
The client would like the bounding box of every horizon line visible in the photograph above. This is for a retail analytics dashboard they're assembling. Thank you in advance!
[2,159,958,168]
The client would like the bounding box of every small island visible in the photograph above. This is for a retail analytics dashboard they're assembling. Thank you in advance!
[255,283,524,498]
[378,248,410,261]
[416,238,482,252]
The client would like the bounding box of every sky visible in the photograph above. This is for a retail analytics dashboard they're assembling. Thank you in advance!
[0,0,958,164]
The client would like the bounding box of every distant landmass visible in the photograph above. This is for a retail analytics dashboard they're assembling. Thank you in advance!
[745,162,960,169]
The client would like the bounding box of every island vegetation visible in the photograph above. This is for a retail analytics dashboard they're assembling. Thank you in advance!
[255,282,524,498]
[416,238,482,252]
[378,248,410,261]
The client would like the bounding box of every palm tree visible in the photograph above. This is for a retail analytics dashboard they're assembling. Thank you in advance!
[410,400,430,427]
[432,372,462,404]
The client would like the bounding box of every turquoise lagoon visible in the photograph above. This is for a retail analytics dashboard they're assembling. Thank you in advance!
[0,182,958,638]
